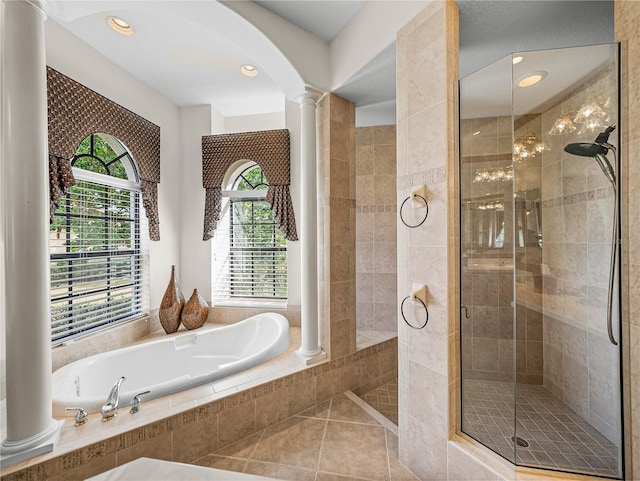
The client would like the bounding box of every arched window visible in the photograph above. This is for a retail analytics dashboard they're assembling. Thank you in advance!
[49,133,147,343]
[211,162,287,305]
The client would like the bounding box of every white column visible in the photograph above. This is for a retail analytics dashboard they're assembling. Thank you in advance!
[295,87,326,364]
[1,0,64,466]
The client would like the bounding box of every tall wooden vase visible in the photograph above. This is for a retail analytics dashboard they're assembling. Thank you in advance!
[181,288,209,330]
[159,265,184,334]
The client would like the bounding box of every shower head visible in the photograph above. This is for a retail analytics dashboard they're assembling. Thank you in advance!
[564,142,607,158]
[564,124,616,185]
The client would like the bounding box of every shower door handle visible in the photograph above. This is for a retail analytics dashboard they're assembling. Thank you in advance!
[461,305,470,319]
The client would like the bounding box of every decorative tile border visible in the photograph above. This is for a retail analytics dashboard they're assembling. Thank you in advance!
[541,187,614,208]
[397,166,447,190]
[1,338,397,481]
[355,204,397,214]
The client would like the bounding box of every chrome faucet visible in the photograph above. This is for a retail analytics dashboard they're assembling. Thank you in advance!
[101,376,126,421]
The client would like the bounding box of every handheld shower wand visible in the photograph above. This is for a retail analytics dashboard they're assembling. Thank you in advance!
[564,123,619,346]
[564,123,617,185]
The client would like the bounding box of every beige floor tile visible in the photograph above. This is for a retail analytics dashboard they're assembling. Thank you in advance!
[329,394,382,425]
[298,399,332,419]
[243,460,316,481]
[215,430,264,459]
[193,454,247,472]
[189,391,415,481]
[251,416,327,470]
[319,420,389,481]
[316,472,377,481]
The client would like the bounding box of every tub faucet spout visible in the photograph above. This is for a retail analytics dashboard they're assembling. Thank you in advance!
[101,376,126,421]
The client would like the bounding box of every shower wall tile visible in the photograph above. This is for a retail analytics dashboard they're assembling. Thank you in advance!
[562,357,589,418]
[318,94,356,359]
[355,125,397,334]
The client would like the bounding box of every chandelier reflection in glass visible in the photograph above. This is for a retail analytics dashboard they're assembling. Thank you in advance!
[473,165,513,183]
[549,96,611,135]
[548,111,576,135]
[513,131,547,162]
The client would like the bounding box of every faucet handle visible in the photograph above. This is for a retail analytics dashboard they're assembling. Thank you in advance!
[129,390,151,414]
[65,407,88,426]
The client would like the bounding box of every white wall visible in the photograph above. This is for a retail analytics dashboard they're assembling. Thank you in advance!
[177,108,302,308]
[179,105,213,301]
[284,100,302,308]
[225,111,285,134]
[44,18,181,309]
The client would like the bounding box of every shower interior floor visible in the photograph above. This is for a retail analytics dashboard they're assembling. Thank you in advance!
[462,379,619,478]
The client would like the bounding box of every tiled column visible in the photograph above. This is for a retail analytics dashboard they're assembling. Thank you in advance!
[615,1,640,478]
[296,87,326,364]
[396,1,459,478]
[0,0,64,465]
[317,93,357,359]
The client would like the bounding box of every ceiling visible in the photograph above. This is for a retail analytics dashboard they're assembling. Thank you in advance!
[47,1,614,124]
[255,0,364,43]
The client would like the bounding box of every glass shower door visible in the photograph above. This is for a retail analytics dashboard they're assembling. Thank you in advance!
[460,44,623,479]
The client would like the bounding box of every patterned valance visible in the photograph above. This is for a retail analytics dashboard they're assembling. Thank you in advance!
[202,129,298,242]
[46,67,162,240]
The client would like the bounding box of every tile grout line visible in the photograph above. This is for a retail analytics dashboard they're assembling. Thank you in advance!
[243,427,267,473]
[344,390,398,436]
[384,427,392,481]
[313,397,333,481]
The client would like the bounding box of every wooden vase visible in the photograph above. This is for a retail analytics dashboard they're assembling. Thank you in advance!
[181,288,209,330]
[159,265,184,334]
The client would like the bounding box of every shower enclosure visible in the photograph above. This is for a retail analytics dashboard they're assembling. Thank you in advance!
[459,44,623,478]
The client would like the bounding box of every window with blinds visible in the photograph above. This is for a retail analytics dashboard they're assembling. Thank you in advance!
[211,163,287,306]
[50,133,148,344]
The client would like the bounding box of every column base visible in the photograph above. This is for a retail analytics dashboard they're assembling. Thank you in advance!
[1,419,64,467]
[295,347,327,365]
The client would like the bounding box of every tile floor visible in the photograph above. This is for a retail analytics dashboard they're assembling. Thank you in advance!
[359,380,398,425]
[193,392,418,481]
[462,379,620,478]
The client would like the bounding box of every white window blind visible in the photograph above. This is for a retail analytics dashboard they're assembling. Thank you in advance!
[50,134,148,344]
[212,164,287,306]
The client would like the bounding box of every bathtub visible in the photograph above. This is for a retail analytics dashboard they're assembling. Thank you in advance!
[52,312,290,416]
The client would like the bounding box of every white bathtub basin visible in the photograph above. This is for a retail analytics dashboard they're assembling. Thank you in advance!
[52,312,290,416]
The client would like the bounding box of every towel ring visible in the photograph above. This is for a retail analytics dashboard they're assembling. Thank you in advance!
[401,295,429,329]
[399,194,428,228]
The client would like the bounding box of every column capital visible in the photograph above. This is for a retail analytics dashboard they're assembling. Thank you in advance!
[25,0,48,18]
[296,86,324,105]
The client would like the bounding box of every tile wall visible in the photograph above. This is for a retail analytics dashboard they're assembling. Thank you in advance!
[317,93,357,359]
[535,62,621,443]
[396,1,459,479]
[395,1,638,480]
[460,115,543,385]
[355,125,398,333]
[615,1,640,478]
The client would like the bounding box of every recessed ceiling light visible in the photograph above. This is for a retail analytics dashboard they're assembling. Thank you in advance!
[241,64,258,77]
[518,71,547,88]
[107,16,133,36]
[512,56,524,65]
